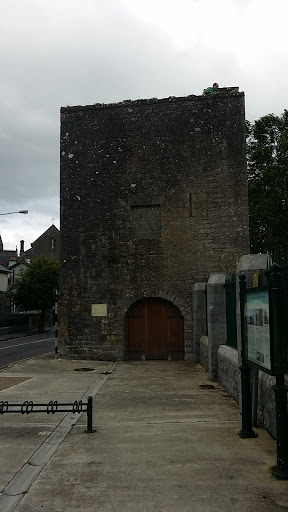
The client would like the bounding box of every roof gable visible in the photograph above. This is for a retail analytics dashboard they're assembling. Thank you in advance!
[31,224,60,247]
[0,264,10,273]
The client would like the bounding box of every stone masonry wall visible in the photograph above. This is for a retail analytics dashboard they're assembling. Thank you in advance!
[217,344,277,438]
[60,92,249,360]
[217,345,240,401]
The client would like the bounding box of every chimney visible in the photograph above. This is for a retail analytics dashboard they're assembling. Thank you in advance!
[20,240,25,258]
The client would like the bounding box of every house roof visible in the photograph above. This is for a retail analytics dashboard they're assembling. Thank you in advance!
[0,264,10,274]
[23,224,60,260]
[9,261,28,271]
[0,250,18,267]
[30,225,60,247]
[23,247,33,257]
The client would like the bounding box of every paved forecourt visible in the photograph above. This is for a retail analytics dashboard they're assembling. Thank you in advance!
[1,359,287,512]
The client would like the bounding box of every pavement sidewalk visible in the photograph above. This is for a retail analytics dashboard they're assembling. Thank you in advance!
[0,328,54,343]
[0,356,288,512]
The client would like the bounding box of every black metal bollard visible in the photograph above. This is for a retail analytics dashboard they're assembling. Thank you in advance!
[84,396,96,433]
[272,375,288,479]
[238,273,257,439]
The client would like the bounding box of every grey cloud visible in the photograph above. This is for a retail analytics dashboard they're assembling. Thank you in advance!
[0,0,287,247]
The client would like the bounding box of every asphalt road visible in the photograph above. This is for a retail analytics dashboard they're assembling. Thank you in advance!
[0,332,54,369]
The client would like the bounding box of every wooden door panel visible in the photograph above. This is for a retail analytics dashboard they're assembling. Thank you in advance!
[146,300,166,359]
[167,317,184,360]
[127,302,145,360]
[167,301,184,359]
[127,299,184,360]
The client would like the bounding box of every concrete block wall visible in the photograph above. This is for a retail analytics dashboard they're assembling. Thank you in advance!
[192,283,207,362]
[217,345,240,401]
[207,274,226,381]
[258,372,276,438]
[200,335,208,371]
[217,345,277,438]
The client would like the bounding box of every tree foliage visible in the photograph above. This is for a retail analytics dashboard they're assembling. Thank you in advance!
[9,256,59,333]
[247,110,288,254]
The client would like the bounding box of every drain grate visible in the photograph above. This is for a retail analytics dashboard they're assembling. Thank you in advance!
[199,384,215,390]
[74,368,95,372]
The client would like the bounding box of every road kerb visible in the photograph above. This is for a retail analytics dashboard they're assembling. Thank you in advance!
[0,352,54,373]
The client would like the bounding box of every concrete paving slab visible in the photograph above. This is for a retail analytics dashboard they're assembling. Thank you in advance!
[0,358,113,501]
[0,493,24,512]
[29,439,66,466]
[3,357,108,375]
[0,377,31,392]
[0,377,102,395]
[12,362,288,512]
[92,362,239,425]
[0,425,53,491]
[14,427,286,512]
[4,463,43,496]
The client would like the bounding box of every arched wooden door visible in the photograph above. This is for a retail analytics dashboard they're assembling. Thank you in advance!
[127,298,184,360]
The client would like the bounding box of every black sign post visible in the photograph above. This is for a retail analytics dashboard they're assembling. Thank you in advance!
[238,274,257,438]
[269,265,288,480]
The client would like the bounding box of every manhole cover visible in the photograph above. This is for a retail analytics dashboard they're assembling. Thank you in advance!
[199,384,215,390]
[74,368,95,372]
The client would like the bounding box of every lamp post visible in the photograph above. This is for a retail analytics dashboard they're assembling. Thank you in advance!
[0,210,28,215]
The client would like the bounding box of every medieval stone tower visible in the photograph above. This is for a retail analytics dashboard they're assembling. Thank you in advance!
[60,89,249,360]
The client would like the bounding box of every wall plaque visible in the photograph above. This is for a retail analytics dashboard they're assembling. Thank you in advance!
[91,304,107,317]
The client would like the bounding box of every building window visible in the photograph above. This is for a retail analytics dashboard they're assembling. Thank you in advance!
[51,238,56,252]
[130,205,161,239]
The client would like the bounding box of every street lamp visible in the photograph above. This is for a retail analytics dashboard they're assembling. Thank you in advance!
[0,210,28,216]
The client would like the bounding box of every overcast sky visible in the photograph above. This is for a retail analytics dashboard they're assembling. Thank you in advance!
[1,0,287,251]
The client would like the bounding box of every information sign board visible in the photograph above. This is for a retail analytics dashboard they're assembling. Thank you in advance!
[245,289,271,371]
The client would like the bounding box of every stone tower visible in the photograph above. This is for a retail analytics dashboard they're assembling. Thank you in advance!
[60,89,249,360]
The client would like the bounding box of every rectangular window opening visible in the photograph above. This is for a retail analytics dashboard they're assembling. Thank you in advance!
[130,205,161,240]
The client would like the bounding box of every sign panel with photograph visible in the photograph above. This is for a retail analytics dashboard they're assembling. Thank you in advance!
[246,289,271,371]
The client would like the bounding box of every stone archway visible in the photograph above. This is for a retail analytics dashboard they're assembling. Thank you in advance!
[126,298,184,360]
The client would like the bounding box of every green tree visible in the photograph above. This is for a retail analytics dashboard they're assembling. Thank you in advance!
[9,257,59,333]
[247,110,288,254]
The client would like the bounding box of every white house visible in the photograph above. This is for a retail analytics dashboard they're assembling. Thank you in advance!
[8,262,28,286]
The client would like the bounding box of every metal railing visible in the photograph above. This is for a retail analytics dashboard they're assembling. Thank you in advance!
[0,396,95,433]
